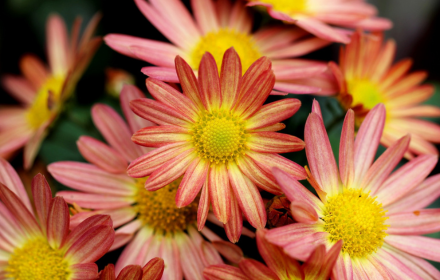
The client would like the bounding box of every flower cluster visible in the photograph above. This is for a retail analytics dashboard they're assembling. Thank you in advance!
[1,0,440,279]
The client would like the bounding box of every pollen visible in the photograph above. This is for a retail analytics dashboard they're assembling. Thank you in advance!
[190,28,262,74]
[346,78,385,111]
[251,0,307,15]
[192,110,247,164]
[26,75,65,129]
[6,237,70,280]
[134,178,198,234]
[322,188,388,259]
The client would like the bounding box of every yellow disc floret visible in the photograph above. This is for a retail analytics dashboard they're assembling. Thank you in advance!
[322,188,388,258]
[346,78,385,111]
[192,110,247,164]
[251,0,307,15]
[26,75,65,129]
[6,237,70,280]
[134,178,198,233]
[191,28,262,74]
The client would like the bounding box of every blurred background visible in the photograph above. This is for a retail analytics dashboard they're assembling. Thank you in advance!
[1,0,440,270]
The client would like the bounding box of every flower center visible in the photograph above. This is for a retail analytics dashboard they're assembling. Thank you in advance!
[322,188,388,258]
[190,28,262,74]
[6,237,70,280]
[192,110,247,164]
[134,178,198,233]
[26,75,65,129]
[346,78,385,111]
[251,0,307,15]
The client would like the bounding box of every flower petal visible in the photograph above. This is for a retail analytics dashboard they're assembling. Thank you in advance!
[132,125,191,147]
[70,263,99,280]
[339,110,355,188]
[116,265,142,280]
[197,179,210,231]
[203,264,249,280]
[130,98,190,127]
[385,235,440,262]
[247,151,307,180]
[1,75,36,104]
[31,174,52,235]
[246,99,301,131]
[248,131,305,154]
[224,191,242,243]
[209,164,231,224]
[387,209,440,235]
[120,84,155,134]
[198,52,222,110]
[0,157,32,212]
[47,196,69,249]
[142,257,165,280]
[176,158,208,207]
[220,48,241,110]
[239,259,279,280]
[56,191,133,209]
[236,156,281,194]
[62,215,112,250]
[47,14,68,75]
[175,56,204,109]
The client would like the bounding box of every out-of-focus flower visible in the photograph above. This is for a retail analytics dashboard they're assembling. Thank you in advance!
[0,13,101,169]
[246,0,392,43]
[49,85,233,279]
[128,48,306,237]
[329,31,440,158]
[105,68,135,97]
[99,258,164,280]
[265,101,440,279]
[105,0,337,95]
[204,229,341,280]
[0,158,114,279]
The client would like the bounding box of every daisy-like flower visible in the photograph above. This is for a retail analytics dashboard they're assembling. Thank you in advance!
[329,31,440,157]
[266,101,440,279]
[128,48,306,234]
[104,0,337,95]
[246,0,392,43]
[204,229,341,280]
[99,258,164,280]
[0,158,115,280]
[49,85,231,279]
[0,13,101,169]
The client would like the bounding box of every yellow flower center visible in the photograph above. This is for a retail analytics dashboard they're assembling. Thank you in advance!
[192,110,247,164]
[251,0,307,15]
[134,178,198,233]
[322,188,388,259]
[346,78,385,111]
[26,75,65,129]
[190,28,262,74]
[6,237,70,280]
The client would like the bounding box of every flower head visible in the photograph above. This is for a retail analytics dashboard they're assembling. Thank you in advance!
[204,229,341,280]
[265,101,440,279]
[99,258,164,280]
[0,13,101,169]
[0,158,114,280]
[246,0,392,43]
[128,48,306,236]
[48,85,233,279]
[105,0,336,95]
[330,31,440,158]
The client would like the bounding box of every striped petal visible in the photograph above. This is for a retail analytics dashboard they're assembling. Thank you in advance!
[246,99,301,131]
[0,157,32,212]
[56,191,133,209]
[385,235,440,262]
[209,164,231,224]
[70,263,99,280]
[142,257,165,280]
[247,151,307,180]
[117,265,142,280]
[132,125,190,147]
[176,157,209,207]
[203,265,249,280]
[224,192,242,243]
[198,52,222,110]
[239,259,279,280]
[248,131,304,154]
[120,84,155,134]
[236,156,281,194]
[220,47,241,110]
[47,14,68,75]
[130,98,190,127]
[387,209,440,235]
[339,110,355,188]
[32,174,52,235]
[175,56,204,110]
[47,196,69,249]
[197,179,210,231]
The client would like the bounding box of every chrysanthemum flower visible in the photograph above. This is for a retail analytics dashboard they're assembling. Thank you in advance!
[204,229,341,280]
[127,48,306,234]
[0,13,101,169]
[99,258,164,280]
[0,159,114,280]
[49,85,232,278]
[246,0,392,43]
[104,0,336,95]
[329,31,440,157]
[265,101,440,279]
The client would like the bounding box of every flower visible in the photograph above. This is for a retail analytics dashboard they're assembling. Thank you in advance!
[127,48,306,234]
[104,0,336,95]
[0,13,101,169]
[48,85,232,278]
[329,31,440,158]
[105,68,135,98]
[204,229,341,280]
[99,258,164,280]
[265,101,440,279]
[0,158,114,280]
[246,0,392,43]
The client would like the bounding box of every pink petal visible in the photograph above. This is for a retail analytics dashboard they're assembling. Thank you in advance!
[197,180,210,231]
[47,196,69,248]
[115,227,153,273]
[353,103,386,185]
[267,37,331,59]
[142,257,165,280]
[57,191,133,209]
[77,136,128,174]
[295,18,350,44]
[265,223,319,249]
[92,104,143,162]
[130,98,190,127]
[373,248,423,280]
[385,235,440,262]
[387,209,440,235]
[224,192,243,243]
[175,56,204,110]
[176,158,208,207]
[201,241,223,266]
[62,215,113,249]
[236,156,281,195]
[70,263,99,280]
[0,157,32,212]
[209,164,231,224]
[131,125,191,147]
[117,265,142,280]
[175,232,205,279]
[47,14,68,75]
[31,174,52,235]
[339,110,355,188]
[131,45,180,68]
[248,131,305,154]
[203,264,248,280]
[23,123,49,170]
[19,54,48,89]
[290,201,319,224]
[159,236,182,280]
[304,112,339,195]
[120,84,155,134]
[198,52,222,110]
[238,259,278,280]
[247,151,307,180]
[191,0,219,34]
[1,75,36,104]
[220,48,241,110]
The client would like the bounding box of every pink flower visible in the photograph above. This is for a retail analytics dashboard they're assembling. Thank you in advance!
[265,100,440,279]
[127,48,307,238]
[48,85,237,279]
[99,258,164,280]
[204,229,341,280]
[0,158,114,279]
[104,0,336,95]
[246,0,392,43]
[0,13,101,169]
[329,31,440,158]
